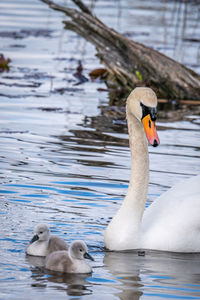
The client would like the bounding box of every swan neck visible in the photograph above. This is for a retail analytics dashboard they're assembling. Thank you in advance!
[125,113,149,217]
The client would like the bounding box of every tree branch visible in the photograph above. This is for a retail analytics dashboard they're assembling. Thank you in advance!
[72,0,92,15]
[41,0,200,101]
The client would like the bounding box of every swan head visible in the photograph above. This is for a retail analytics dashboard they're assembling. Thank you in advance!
[30,223,50,243]
[126,87,160,147]
[70,240,94,261]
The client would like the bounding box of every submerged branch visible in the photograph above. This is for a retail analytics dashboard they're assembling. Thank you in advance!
[41,0,200,102]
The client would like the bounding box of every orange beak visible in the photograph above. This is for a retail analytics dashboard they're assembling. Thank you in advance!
[142,114,160,147]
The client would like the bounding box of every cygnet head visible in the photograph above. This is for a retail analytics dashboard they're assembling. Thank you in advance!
[30,223,50,243]
[69,240,94,261]
[126,87,160,147]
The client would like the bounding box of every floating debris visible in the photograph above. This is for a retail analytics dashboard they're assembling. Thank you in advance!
[89,68,107,80]
[73,60,88,84]
[0,53,11,72]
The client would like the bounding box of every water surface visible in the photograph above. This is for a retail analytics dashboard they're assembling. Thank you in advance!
[0,0,200,299]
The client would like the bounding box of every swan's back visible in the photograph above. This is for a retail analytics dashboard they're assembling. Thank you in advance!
[48,235,68,254]
[141,175,200,252]
[45,250,73,273]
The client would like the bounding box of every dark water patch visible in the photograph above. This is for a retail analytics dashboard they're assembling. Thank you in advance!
[10,44,26,48]
[0,93,47,99]
[0,81,41,88]
[53,87,84,94]
[183,37,200,43]
[37,107,63,112]
[61,129,128,146]
[23,72,54,81]
[0,29,54,39]
[53,57,69,61]
[2,71,54,81]
[151,151,200,159]
[0,130,29,134]
[123,31,150,38]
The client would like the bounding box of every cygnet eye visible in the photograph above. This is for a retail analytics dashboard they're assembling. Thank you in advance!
[39,231,43,234]
[79,248,83,252]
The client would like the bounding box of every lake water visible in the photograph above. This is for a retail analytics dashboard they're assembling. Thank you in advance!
[0,0,200,299]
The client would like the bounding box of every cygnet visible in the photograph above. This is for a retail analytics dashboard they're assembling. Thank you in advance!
[26,223,68,256]
[45,240,94,274]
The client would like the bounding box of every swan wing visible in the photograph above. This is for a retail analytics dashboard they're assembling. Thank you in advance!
[141,175,200,252]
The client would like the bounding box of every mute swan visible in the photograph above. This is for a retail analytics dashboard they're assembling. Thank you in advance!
[45,240,94,273]
[104,87,200,252]
[26,223,68,256]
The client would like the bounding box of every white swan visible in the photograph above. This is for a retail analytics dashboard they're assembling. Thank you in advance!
[104,87,200,252]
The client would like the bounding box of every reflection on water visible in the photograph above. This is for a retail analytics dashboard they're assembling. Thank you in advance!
[104,251,200,299]
[0,0,200,299]
[26,255,92,297]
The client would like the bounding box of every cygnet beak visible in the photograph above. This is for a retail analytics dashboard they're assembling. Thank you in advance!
[84,252,94,261]
[30,234,39,244]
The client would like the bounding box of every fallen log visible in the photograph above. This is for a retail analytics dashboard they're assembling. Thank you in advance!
[41,0,200,102]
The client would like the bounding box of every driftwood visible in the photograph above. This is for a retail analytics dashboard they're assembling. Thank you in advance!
[41,0,200,102]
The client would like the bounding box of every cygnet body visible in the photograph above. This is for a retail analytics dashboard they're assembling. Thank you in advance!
[26,223,68,256]
[45,240,94,274]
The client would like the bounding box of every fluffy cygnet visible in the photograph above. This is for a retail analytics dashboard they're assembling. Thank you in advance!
[45,240,94,274]
[26,223,68,257]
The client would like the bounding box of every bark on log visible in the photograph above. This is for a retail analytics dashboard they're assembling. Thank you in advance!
[41,0,200,101]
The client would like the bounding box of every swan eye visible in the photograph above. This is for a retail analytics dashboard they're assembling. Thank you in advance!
[79,248,83,252]
[39,231,43,234]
